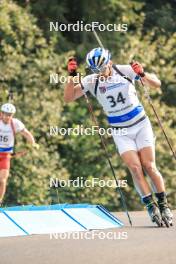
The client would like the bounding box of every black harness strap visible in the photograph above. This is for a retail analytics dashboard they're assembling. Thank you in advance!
[94,76,99,96]
[112,64,133,84]
[80,76,99,97]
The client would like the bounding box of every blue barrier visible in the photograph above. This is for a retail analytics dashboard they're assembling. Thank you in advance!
[0,204,123,237]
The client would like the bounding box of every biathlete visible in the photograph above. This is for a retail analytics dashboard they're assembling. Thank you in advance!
[64,48,173,227]
[0,103,37,205]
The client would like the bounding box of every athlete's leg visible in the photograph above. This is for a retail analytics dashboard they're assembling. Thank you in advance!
[136,119,173,225]
[121,150,151,196]
[136,117,165,192]
[112,128,151,196]
[139,146,165,193]
[113,127,162,225]
[0,169,9,203]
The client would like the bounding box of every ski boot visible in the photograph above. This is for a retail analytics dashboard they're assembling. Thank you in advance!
[155,192,173,227]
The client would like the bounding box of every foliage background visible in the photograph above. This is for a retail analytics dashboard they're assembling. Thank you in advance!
[0,0,175,211]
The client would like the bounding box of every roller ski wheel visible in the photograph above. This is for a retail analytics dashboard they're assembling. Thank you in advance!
[152,214,163,227]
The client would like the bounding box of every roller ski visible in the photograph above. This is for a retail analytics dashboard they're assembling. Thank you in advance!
[160,206,173,227]
[146,202,163,227]
[155,192,173,227]
[142,194,162,227]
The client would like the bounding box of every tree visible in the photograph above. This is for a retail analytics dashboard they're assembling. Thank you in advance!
[0,0,175,210]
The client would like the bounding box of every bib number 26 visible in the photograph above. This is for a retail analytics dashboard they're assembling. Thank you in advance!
[106,92,126,107]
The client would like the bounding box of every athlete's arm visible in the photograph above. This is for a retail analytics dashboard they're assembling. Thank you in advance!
[64,76,84,103]
[141,73,161,89]
[131,61,161,89]
[20,129,35,144]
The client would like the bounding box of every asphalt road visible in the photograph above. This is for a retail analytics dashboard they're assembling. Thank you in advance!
[0,210,175,264]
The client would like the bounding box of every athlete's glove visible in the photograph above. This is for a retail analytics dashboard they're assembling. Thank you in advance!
[67,57,78,77]
[131,61,145,77]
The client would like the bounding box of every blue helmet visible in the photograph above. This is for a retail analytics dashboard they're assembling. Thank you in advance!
[86,47,111,73]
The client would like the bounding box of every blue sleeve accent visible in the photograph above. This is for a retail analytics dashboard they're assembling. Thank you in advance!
[135,75,140,80]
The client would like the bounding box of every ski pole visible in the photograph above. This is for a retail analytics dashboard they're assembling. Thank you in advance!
[78,77,133,227]
[140,79,176,160]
